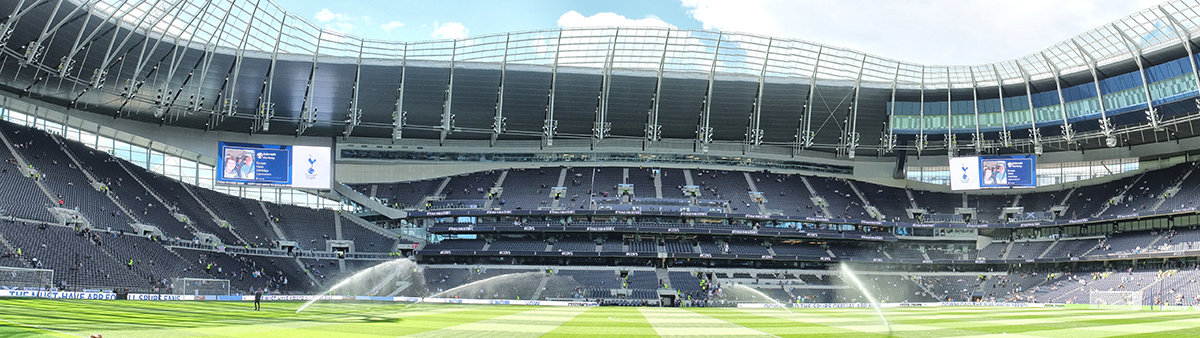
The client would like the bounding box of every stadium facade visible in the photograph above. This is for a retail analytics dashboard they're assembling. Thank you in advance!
[5,0,1200,308]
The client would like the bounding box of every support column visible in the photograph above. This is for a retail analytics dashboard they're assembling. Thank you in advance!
[1039,52,1074,141]
[845,55,865,158]
[344,40,364,138]
[991,65,1011,147]
[646,30,670,145]
[1072,40,1115,147]
[748,38,772,149]
[883,63,900,153]
[594,29,617,145]
[915,66,927,154]
[1015,61,1041,154]
[295,29,324,135]
[544,32,564,147]
[970,69,983,153]
[697,32,723,153]
[441,40,458,143]
[798,47,823,150]
[393,45,408,140]
[492,34,510,146]
[1114,24,1159,128]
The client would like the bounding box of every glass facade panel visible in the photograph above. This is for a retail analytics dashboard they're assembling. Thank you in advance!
[908,157,1139,187]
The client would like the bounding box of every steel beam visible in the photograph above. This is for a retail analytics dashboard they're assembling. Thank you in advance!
[1113,24,1156,115]
[747,38,772,148]
[195,0,236,125]
[991,65,1011,147]
[213,0,263,130]
[1158,5,1200,112]
[440,40,457,142]
[594,29,617,144]
[1015,61,1041,153]
[33,0,92,58]
[19,0,67,67]
[296,28,324,135]
[1071,39,1114,145]
[393,44,407,140]
[97,0,165,91]
[492,33,510,146]
[118,0,185,116]
[970,68,983,153]
[66,0,138,87]
[845,54,864,158]
[159,0,215,123]
[1039,52,1074,141]
[915,65,926,154]
[0,0,49,45]
[253,13,284,132]
[544,31,564,147]
[799,46,822,149]
[57,0,108,78]
[345,40,363,138]
[646,30,669,144]
[882,63,899,153]
[697,32,723,153]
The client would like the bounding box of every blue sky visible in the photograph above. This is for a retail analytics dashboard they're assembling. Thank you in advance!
[271,0,701,40]
[270,0,1164,65]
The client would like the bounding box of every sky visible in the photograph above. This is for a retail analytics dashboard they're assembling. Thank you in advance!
[270,0,1168,65]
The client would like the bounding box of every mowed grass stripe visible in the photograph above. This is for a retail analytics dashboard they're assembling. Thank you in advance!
[181,303,527,338]
[639,307,775,337]
[693,307,895,338]
[0,317,83,338]
[0,299,530,337]
[8,299,1200,337]
[702,307,1200,338]
[542,306,659,337]
[403,306,589,338]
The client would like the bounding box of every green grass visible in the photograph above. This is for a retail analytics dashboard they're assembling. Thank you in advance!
[2,299,1200,337]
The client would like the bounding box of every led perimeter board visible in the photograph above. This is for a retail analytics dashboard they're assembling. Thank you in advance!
[949,155,1036,191]
[216,142,331,189]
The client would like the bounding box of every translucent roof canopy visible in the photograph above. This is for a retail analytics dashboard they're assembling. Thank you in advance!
[85,0,1200,90]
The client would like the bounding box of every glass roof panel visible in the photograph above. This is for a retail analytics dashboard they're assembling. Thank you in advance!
[77,0,1200,90]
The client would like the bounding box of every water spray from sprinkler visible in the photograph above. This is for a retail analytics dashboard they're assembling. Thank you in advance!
[840,264,891,334]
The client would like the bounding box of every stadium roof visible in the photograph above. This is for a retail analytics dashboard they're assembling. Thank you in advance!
[2,0,1200,155]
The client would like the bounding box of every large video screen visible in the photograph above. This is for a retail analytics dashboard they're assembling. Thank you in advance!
[949,155,1036,191]
[216,142,331,189]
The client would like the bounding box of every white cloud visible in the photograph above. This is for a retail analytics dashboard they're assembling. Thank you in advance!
[557,10,675,28]
[431,22,468,39]
[314,9,349,23]
[681,0,1162,65]
[326,22,354,34]
[381,21,404,34]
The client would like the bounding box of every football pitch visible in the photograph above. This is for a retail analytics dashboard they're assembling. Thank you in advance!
[1,299,1200,337]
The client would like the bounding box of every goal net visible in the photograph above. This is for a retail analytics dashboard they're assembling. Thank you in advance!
[1089,290,1143,310]
[173,278,230,295]
[0,266,53,290]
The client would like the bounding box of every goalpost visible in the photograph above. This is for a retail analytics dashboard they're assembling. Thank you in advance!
[0,266,53,290]
[173,278,230,296]
[1089,290,1143,310]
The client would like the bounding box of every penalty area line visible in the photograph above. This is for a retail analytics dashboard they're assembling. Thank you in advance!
[0,317,84,337]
